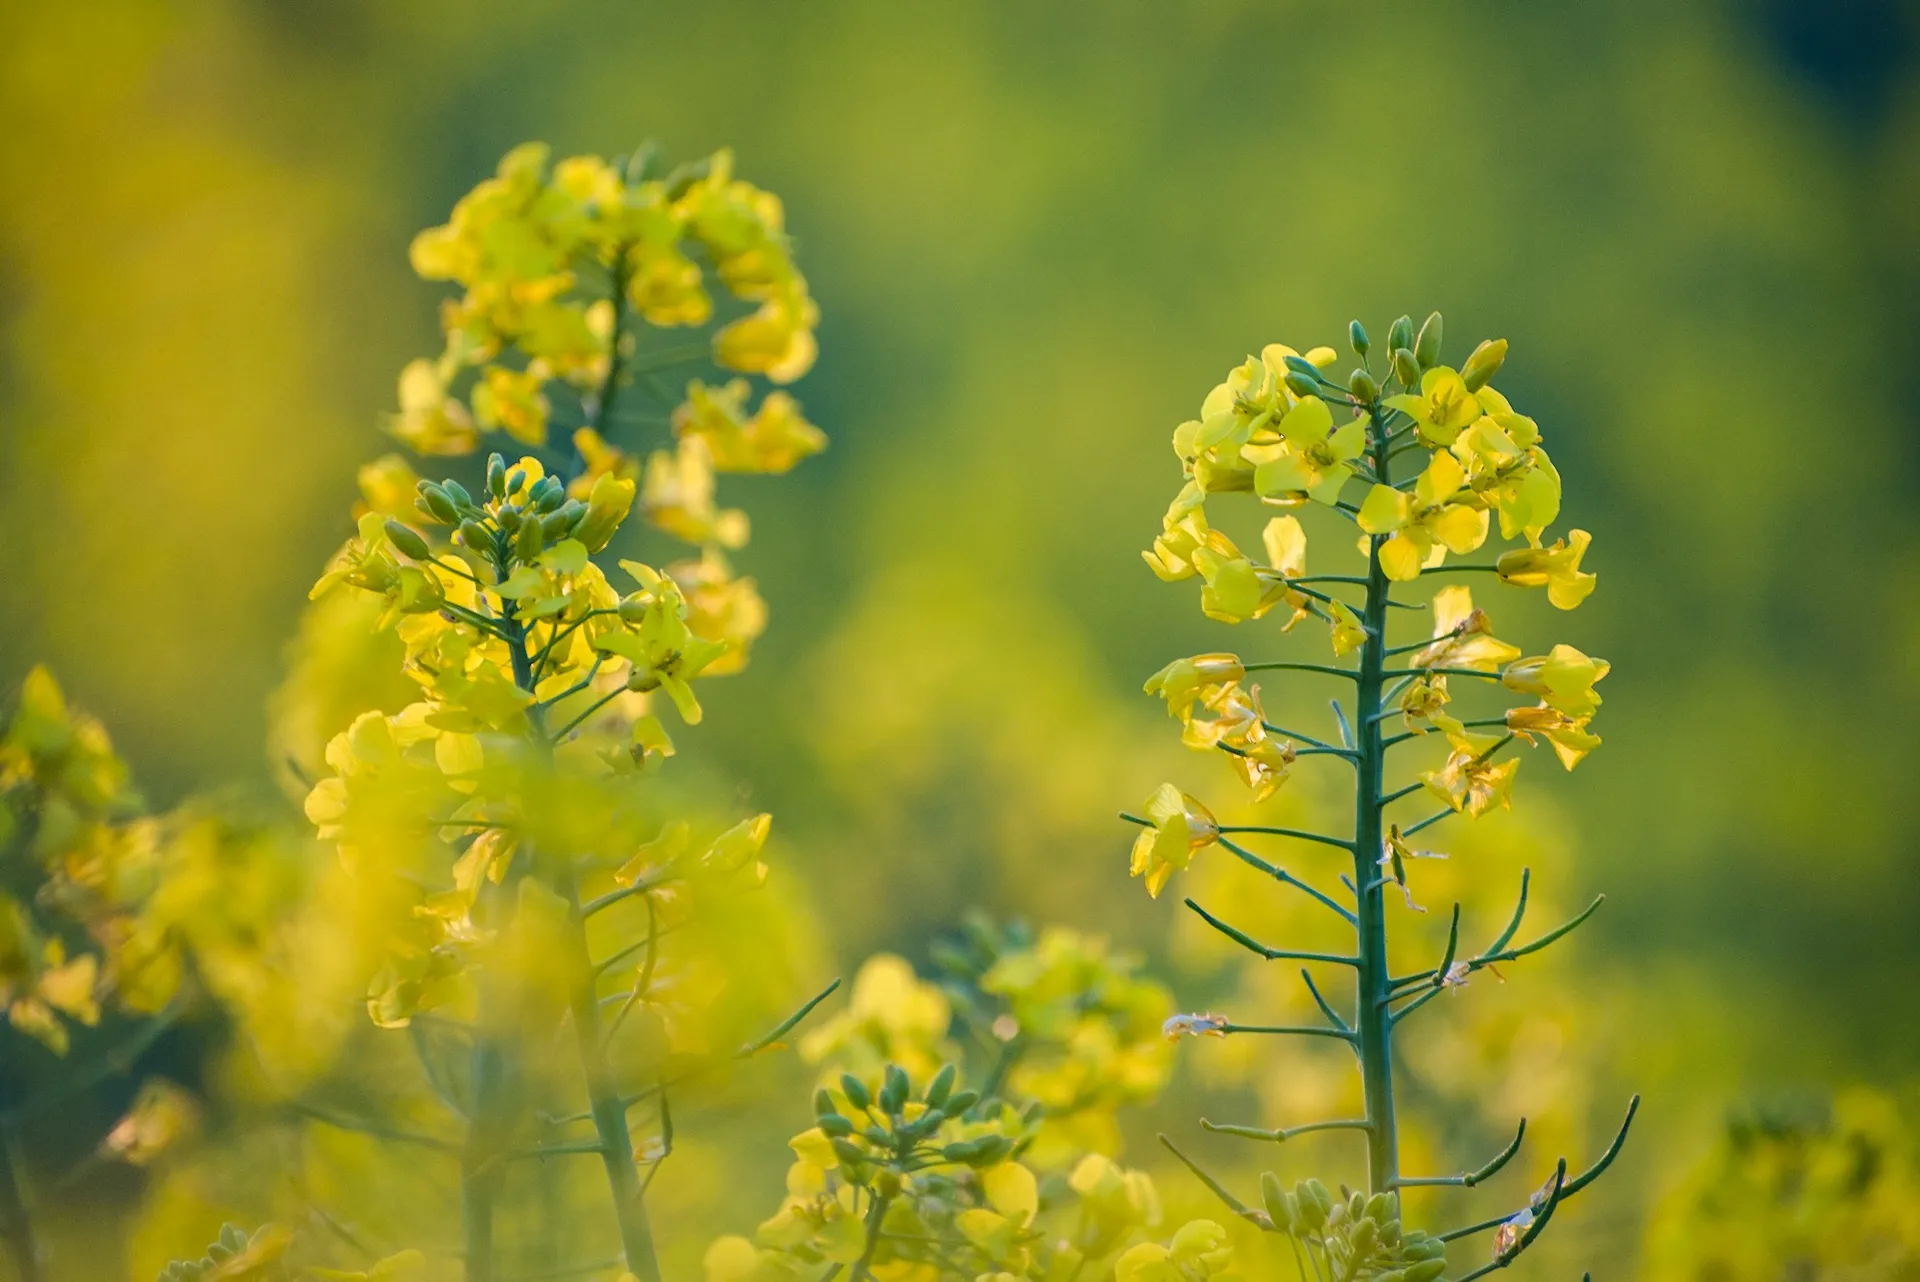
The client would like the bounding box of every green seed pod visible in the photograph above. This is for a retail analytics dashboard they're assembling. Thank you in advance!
[383,519,431,560]
[1283,368,1320,399]
[840,1073,872,1113]
[1414,311,1443,369]
[1388,314,1414,354]
[943,1089,980,1116]
[1460,337,1508,391]
[830,1137,868,1166]
[813,1089,836,1117]
[879,1064,911,1114]
[818,1113,854,1138]
[1391,347,1421,388]
[515,513,544,560]
[1349,369,1380,403]
[1366,1192,1397,1224]
[1261,1172,1292,1232]
[1405,1258,1448,1282]
[1349,319,1370,357]
[443,479,475,510]
[487,453,507,498]
[926,1063,957,1107]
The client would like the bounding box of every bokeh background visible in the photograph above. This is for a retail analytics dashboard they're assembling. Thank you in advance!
[5,0,1920,1276]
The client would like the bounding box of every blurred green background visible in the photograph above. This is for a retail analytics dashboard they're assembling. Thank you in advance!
[4,0,1920,1275]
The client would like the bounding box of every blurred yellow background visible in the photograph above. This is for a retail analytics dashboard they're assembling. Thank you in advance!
[4,1,1920,1275]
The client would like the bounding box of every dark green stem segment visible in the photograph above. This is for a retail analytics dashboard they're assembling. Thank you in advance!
[462,1039,508,1282]
[1351,407,1400,1192]
[0,1124,42,1282]
[555,858,663,1282]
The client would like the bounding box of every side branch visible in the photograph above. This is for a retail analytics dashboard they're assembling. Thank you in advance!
[1391,893,1604,992]
[1200,1117,1370,1144]
[1183,899,1358,968]
[1157,1135,1270,1229]
[1438,1096,1639,1251]
[1389,1118,1525,1189]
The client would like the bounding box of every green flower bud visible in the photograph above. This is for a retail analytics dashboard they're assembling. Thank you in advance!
[498,505,523,532]
[830,1137,868,1166]
[1283,369,1321,399]
[943,1089,979,1116]
[535,479,565,513]
[1349,1216,1378,1255]
[383,519,431,560]
[443,479,475,510]
[1405,1259,1447,1282]
[1460,337,1508,391]
[1303,1179,1333,1216]
[1347,1190,1367,1222]
[926,1063,957,1107]
[618,595,649,622]
[553,498,587,531]
[457,519,490,550]
[1391,347,1421,388]
[813,1089,836,1117]
[818,1113,854,1138]
[1295,1183,1327,1231]
[1349,369,1380,403]
[505,467,526,496]
[1261,1172,1292,1232]
[967,1135,1014,1167]
[861,1125,892,1147]
[540,509,574,541]
[879,1064,910,1114]
[1366,1192,1397,1225]
[1414,311,1443,369]
[1349,319,1370,357]
[941,1138,984,1163]
[487,453,507,499]
[515,513,544,560]
[1387,314,1413,353]
[839,1073,871,1113]
[419,483,460,524]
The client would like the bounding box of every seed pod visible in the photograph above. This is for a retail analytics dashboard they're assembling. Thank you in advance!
[943,1089,980,1116]
[1349,320,1370,357]
[487,453,507,498]
[813,1089,836,1118]
[1388,314,1413,353]
[1261,1172,1293,1232]
[1414,311,1443,369]
[1349,369,1380,403]
[443,479,475,510]
[515,514,544,560]
[1460,338,1508,391]
[926,1063,957,1107]
[818,1113,854,1138]
[1283,369,1320,399]
[1391,347,1421,388]
[383,520,431,560]
[879,1065,910,1115]
[840,1073,872,1113]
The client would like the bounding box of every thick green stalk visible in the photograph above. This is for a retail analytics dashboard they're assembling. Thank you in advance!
[461,1038,508,1282]
[502,609,663,1282]
[1350,410,1399,1192]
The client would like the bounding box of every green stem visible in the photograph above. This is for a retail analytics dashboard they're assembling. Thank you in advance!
[1351,407,1400,1193]
[0,1123,42,1282]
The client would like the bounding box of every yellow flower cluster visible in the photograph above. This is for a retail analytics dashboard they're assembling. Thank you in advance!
[398,142,820,455]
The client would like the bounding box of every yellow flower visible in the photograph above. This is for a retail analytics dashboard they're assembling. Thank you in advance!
[1180,683,1295,801]
[1452,387,1562,541]
[642,437,750,549]
[1244,395,1368,506]
[1116,1221,1236,1282]
[1355,450,1490,580]
[1327,599,1367,657]
[389,358,477,456]
[1506,704,1602,770]
[1502,644,1609,719]
[470,363,550,446]
[1142,654,1246,723]
[1412,586,1521,671]
[1385,366,1481,447]
[673,379,827,474]
[1496,529,1596,609]
[668,549,768,676]
[1128,785,1218,898]
[1142,486,1228,582]
[1421,717,1519,817]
